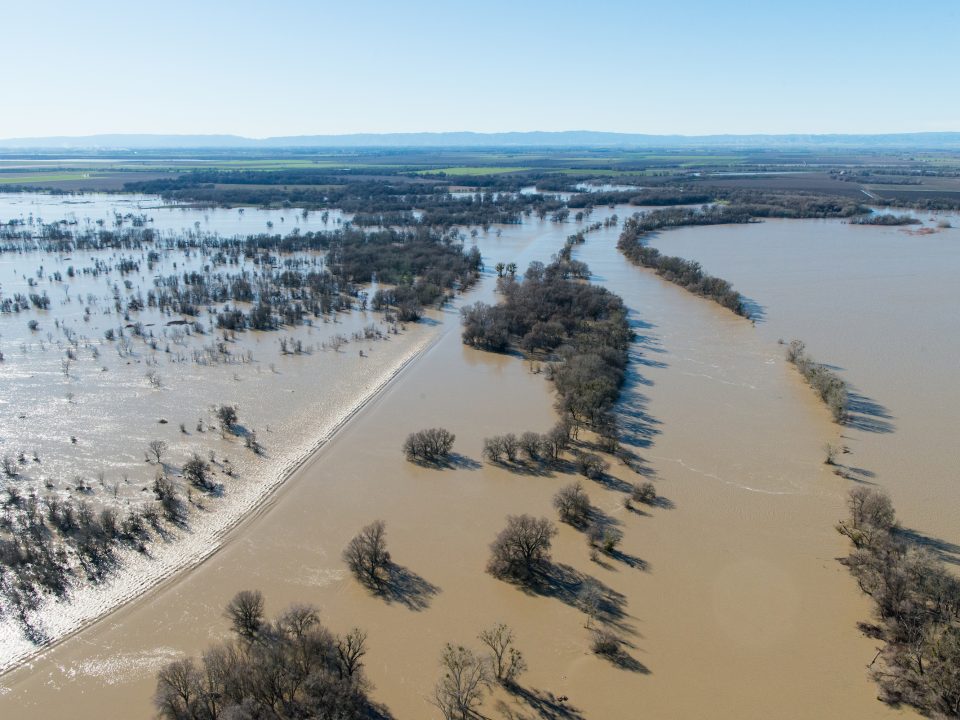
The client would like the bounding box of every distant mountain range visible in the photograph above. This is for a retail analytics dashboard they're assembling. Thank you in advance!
[1,131,960,150]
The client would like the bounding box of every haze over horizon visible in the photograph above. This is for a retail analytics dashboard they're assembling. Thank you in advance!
[2,0,957,139]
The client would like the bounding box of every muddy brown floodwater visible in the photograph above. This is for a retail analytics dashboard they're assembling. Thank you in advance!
[0,208,907,718]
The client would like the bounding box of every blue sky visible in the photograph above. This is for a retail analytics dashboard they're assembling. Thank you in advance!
[2,0,957,137]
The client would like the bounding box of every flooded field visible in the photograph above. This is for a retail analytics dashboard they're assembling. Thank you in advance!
[0,201,906,718]
[0,193,433,669]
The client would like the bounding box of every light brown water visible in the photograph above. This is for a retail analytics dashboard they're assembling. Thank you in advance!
[650,215,960,556]
[0,209,905,718]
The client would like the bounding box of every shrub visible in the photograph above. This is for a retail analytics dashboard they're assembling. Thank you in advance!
[591,628,621,656]
[575,452,608,480]
[631,481,657,505]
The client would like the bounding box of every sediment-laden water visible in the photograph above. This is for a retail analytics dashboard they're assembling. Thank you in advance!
[0,199,929,718]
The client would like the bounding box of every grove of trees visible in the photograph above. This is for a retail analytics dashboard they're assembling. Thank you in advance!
[154,591,377,720]
[837,489,960,717]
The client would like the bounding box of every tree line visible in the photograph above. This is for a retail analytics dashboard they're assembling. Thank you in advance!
[618,213,748,317]
[785,340,848,423]
[837,488,960,717]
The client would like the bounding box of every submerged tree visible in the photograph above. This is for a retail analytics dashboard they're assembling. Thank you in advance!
[343,520,391,588]
[431,644,493,720]
[487,515,556,582]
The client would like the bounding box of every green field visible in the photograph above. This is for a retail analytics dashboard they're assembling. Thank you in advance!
[416,166,532,176]
[0,172,102,184]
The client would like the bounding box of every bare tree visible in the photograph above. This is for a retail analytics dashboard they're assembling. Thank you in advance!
[224,589,265,641]
[574,452,608,480]
[578,579,603,628]
[336,628,368,679]
[343,520,391,587]
[590,628,620,656]
[147,440,168,464]
[478,623,526,684]
[216,404,238,433]
[182,453,211,490]
[519,432,541,461]
[553,482,590,527]
[487,515,556,582]
[502,433,520,462]
[431,644,492,720]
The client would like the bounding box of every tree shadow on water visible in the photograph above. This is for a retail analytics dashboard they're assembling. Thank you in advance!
[845,390,895,434]
[596,643,650,674]
[497,686,588,720]
[376,562,440,610]
[740,295,767,324]
[519,563,633,635]
[606,548,649,572]
[410,453,482,471]
[897,527,960,566]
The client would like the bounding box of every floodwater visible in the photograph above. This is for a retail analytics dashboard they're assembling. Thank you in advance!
[0,199,906,718]
[648,213,960,554]
[0,191,349,236]
[0,193,432,669]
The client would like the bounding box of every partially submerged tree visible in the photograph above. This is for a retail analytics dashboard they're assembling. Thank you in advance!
[574,451,608,480]
[403,428,455,463]
[147,440,168,464]
[223,589,265,641]
[431,644,492,720]
[343,520,391,587]
[478,623,526,684]
[487,515,556,582]
[631,481,657,505]
[216,404,239,433]
[182,453,211,490]
[553,482,590,527]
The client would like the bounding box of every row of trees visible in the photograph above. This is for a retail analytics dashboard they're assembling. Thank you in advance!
[785,340,848,423]
[837,488,960,717]
[481,424,570,465]
[125,171,568,229]
[618,213,747,317]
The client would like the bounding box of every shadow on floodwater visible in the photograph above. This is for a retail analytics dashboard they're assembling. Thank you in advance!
[497,686,588,720]
[897,527,960,567]
[516,562,634,637]
[846,389,895,434]
[376,562,440,611]
[409,452,482,471]
[740,295,767,324]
